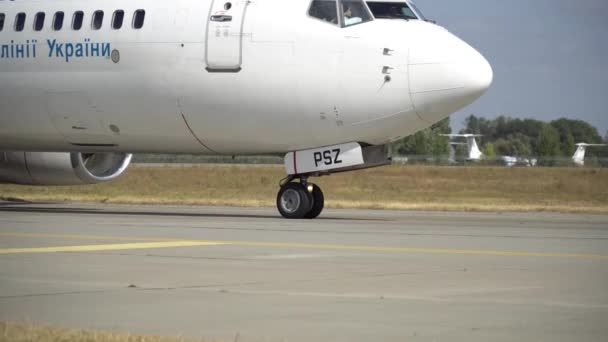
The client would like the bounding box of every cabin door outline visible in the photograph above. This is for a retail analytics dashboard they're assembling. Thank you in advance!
[205,0,249,72]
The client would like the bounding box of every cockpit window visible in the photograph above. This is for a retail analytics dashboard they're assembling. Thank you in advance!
[408,0,427,21]
[366,1,418,20]
[309,0,373,27]
[340,0,373,27]
[309,0,339,26]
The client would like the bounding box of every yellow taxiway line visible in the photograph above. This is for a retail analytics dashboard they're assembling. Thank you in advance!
[0,232,170,242]
[0,241,225,254]
[1,232,607,260]
[220,241,608,260]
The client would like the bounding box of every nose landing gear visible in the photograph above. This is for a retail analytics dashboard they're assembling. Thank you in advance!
[276,143,391,219]
[276,176,325,219]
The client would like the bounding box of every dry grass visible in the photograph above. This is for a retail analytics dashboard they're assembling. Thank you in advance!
[1,165,607,213]
[0,321,203,342]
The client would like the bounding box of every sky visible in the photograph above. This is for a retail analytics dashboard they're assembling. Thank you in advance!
[417,0,608,136]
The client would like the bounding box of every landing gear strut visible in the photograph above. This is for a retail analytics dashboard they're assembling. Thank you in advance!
[276,176,325,219]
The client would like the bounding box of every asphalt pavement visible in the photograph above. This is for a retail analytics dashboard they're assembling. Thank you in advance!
[1,202,607,341]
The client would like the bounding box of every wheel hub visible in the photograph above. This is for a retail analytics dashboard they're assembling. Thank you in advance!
[280,188,301,214]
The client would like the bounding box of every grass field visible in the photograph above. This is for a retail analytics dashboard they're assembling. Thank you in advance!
[1,165,607,213]
[0,321,202,342]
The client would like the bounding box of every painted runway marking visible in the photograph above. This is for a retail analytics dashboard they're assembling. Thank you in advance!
[0,241,225,254]
[1,232,607,259]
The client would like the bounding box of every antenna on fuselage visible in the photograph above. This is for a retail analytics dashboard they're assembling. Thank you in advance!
[572,143,607,166]
[441,134,484,161]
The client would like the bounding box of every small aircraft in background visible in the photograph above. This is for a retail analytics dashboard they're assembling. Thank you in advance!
[441,134,483,162]
[442,134,539,167]
[572,143,607,166]
[501,155,537,168]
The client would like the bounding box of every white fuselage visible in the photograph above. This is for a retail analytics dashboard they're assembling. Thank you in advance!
[0,0,492,155]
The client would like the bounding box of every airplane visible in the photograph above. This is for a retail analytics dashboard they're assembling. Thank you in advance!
[500,155,537,168]
[0,0,493,219]
[441,134,483,162]
[572,143,606,166]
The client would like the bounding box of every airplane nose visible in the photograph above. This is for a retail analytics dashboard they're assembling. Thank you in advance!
[409,28,493,123]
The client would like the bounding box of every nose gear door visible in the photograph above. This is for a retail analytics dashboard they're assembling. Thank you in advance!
[205,0,249,72]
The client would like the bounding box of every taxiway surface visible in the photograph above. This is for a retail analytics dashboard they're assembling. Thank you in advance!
[1,202,607,341]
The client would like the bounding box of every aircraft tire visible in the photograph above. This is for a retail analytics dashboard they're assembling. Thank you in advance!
[277,182,313,219]
[304,184,324,219]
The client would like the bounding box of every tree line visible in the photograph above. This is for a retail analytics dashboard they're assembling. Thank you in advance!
[392,115,608,165]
